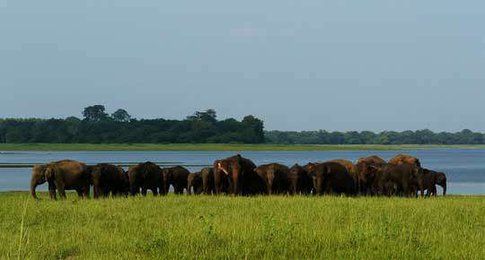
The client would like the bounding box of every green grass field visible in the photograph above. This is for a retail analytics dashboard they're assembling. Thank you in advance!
[0,193,483,259]
[1,143,485,151]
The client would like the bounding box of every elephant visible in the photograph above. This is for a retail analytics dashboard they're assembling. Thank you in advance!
[214,154,265,195]
[288,164,313,195]
[212,160,231,195]
[161,166,190,194]
[329,159,359,192]
[31,160,90,200]
[187,172,203,195]
[254,163,290,195]
[389,154,421,168]
[305,162,356,196]
[374,163,423,197]
[200,167,215,195]
[89,163,129,198]
[127,162,163,196]
[355,155,387,195]
[421,169,447,196]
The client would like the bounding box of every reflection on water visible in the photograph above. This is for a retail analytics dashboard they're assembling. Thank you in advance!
[0,149,484,194]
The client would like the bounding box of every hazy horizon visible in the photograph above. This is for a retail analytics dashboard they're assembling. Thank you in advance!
[1,1,485,132]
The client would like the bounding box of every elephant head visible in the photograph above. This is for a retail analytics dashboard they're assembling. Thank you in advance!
[31,164,47,199]
[215,155,243,195]
[161,168,172,194]
[118,166,130,196]
[30,164,56,199]
[305,163,325,195]
[435,172,447,196]
[187,173,202,195]
[288,164,302,194]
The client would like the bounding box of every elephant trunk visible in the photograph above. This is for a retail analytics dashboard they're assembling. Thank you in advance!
[163,175,169,195]
[315,179,322,195]
[30,179,38,199]
[267,179,273,195]
[187,181,192,195]
[233,175,240,195]
[442,182,447,196]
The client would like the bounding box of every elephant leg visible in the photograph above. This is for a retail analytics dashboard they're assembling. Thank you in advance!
[141,188,147,196]
[214,176,222,195]
[48,182,57,200]
[152,187,158,196]
[93,185,100,199]
[425,188,431,197]
[419,185,425,197]
[104,186,111,197]
[55,180,67,199]
[76,189,83,197]
[289,182,296,195]
[83,185,90,199]
[176,185,183,194]
[49,190,57,200]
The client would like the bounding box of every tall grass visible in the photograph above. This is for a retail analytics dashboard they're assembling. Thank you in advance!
[0,192,483,259]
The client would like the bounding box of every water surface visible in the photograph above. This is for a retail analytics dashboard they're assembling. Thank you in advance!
[1,149,484,194]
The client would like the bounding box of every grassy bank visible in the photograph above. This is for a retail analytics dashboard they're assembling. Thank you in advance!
[1,143,485,151]
[0,193,483,259]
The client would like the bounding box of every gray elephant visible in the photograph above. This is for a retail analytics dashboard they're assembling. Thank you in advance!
[127,162,163,196]
[31,160,90,200]
[200,167,215,195]
[161,166,190,194]
[421,169,447,196]
[254,163,289,195]
[89,163,129,198]
[187,172,203,195]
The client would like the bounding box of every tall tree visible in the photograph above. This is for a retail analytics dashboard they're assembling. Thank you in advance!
[82,105,108,122]
[187,109,217,124]
[111,109,131,122]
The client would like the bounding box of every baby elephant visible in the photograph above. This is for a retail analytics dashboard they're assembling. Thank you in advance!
[421,169,447,196]
[254,163,290,195]
[187,172,203,195]
[161,166,190,194]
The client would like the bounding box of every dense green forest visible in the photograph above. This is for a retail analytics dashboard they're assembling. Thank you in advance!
[0,106,264,144]
[1,105,484,144]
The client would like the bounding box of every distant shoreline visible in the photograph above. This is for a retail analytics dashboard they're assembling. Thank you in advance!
[1,143,485,151]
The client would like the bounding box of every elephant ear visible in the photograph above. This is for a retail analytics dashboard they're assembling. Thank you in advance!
[44,165,56,181]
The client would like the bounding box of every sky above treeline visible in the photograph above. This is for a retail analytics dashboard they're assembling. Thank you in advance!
[1,0,485,132]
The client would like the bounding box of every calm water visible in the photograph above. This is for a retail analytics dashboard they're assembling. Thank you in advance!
[1,149,484,194]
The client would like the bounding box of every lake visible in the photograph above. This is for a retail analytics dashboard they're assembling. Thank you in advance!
[1,149,484,194]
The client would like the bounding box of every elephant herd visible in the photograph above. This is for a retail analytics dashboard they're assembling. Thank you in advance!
[30,154,447,200]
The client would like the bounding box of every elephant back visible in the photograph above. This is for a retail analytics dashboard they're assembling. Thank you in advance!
[329,159,358,178]
[388,154,421,168]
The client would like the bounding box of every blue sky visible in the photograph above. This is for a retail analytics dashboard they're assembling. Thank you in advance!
[1,0,485,131]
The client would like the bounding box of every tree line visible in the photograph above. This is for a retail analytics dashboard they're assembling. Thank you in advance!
[0,106,264,144]
[1,105,484,144]
[265,129,485,145]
